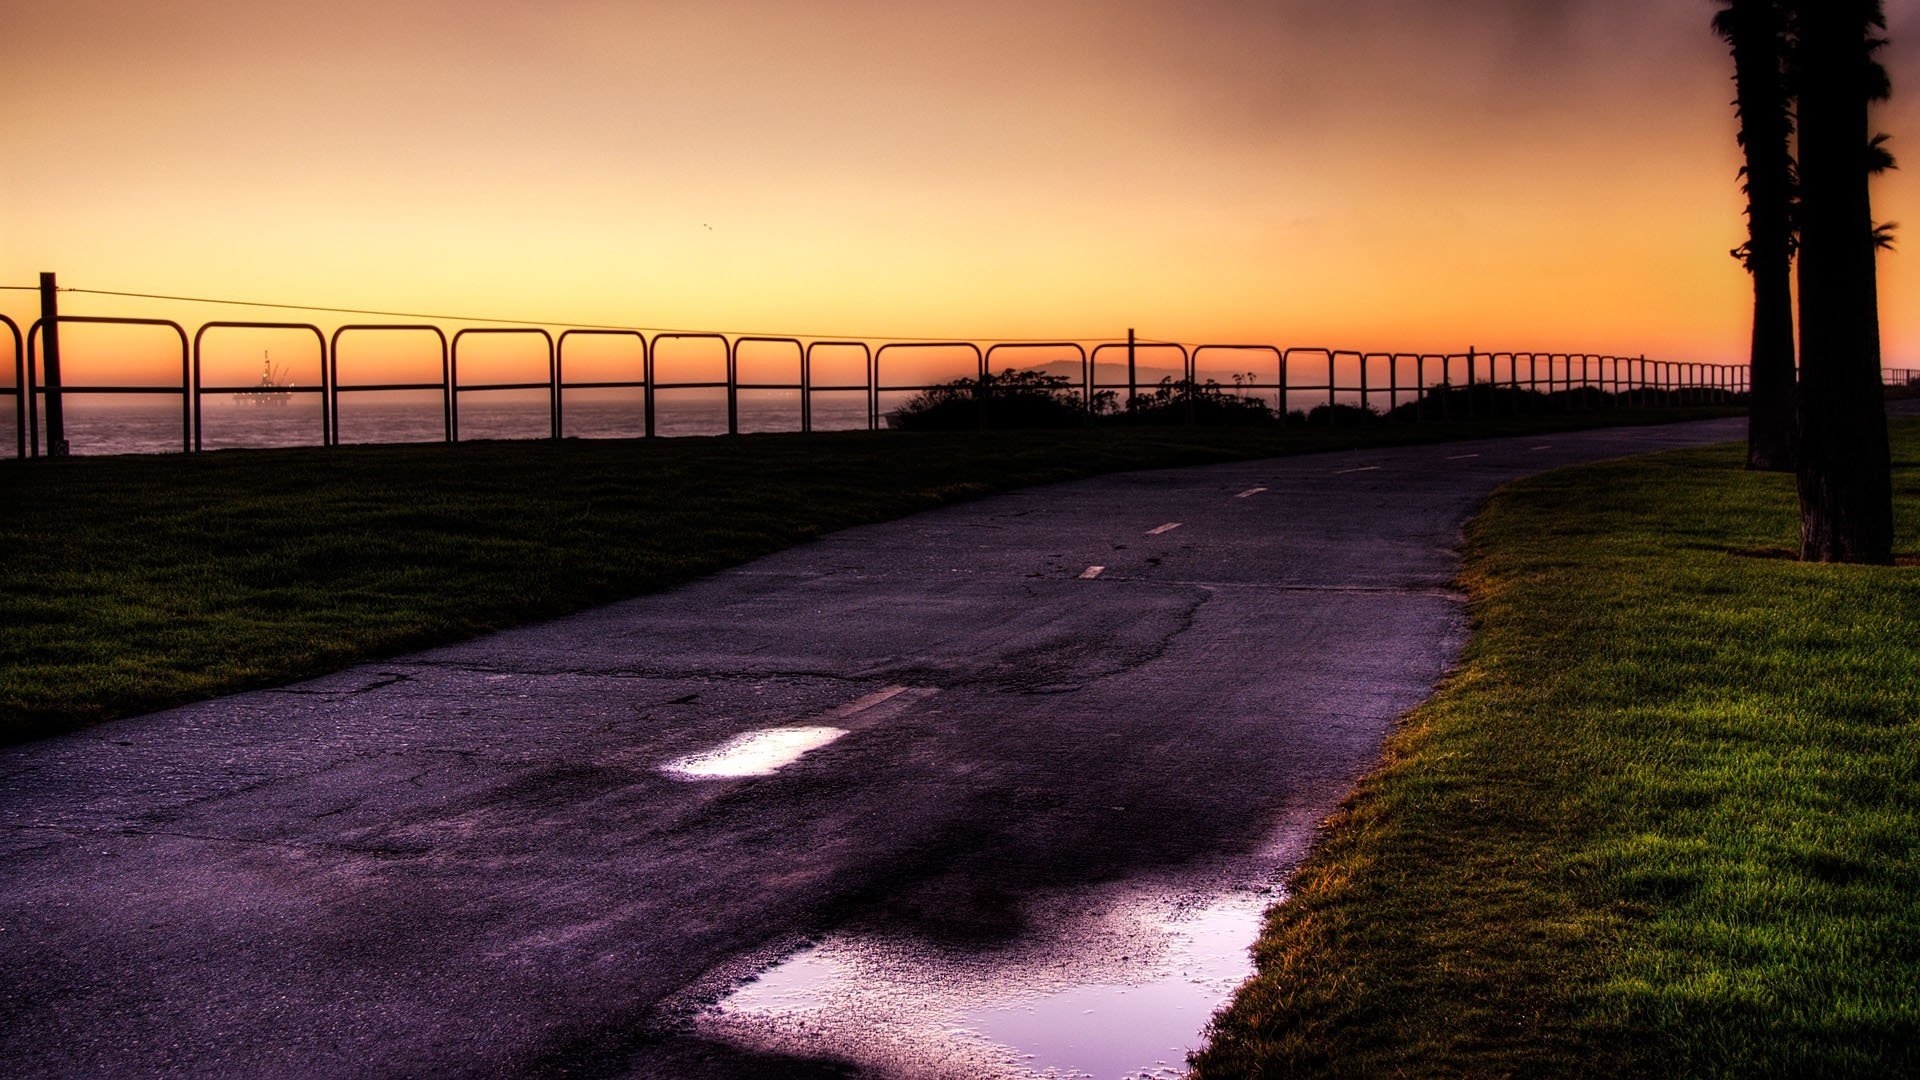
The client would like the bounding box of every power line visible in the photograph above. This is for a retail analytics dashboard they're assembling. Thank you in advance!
[6,284,1676,360]
[49,287,1131,345]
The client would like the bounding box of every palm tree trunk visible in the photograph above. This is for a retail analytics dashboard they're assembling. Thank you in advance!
[1793,0,1893,563]
[1747,255,1797,470]
[1718,0,1799,471]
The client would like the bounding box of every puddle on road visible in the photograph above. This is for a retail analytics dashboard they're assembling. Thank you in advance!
[965,896,1264,1078]
[699,886,1274,1079]
[660,727,848,779]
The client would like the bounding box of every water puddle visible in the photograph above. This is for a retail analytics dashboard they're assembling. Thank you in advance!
[964,897,1263,1078]
[699,886,1274,1079]
[660,726,848,779]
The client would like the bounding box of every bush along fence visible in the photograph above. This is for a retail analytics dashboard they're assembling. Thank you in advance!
[3,275,1759,458]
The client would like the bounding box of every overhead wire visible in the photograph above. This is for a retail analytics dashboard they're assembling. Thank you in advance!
[45,287,1132,345]
[3,285,1676,360]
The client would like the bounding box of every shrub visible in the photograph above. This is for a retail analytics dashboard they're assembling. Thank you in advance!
[887,369,1086,431]
[1116,377,1279,426]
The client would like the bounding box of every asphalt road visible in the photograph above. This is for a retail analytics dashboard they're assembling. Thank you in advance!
[0,417,1750,1077]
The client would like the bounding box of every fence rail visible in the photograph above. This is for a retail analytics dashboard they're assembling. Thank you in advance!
[3,314,21,460]
[1,304,1775,459]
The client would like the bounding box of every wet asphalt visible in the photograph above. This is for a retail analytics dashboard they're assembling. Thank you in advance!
[0,417,1751,1078]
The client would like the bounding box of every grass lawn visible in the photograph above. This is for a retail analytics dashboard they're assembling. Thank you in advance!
[0,407,1734,744]
[1195,418,1920,1077]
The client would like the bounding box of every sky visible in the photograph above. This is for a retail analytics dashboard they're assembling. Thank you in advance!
[1,0,1916,382]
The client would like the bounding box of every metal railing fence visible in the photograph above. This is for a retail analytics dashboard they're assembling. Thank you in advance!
[192,322,329,450]
[5,305,1754,459]
[25,316,192,457]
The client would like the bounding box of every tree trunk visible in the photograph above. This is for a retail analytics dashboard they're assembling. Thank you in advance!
[1747,259,1797,470]
[1720,0,1799,471]
[1794,0,1893,563]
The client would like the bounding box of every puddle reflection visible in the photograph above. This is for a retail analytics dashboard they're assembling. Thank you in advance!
[707,888,1271,1079]
[966,898,1263,1078]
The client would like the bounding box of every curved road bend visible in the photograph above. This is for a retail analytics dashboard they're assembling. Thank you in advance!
[1,417,1750,1077]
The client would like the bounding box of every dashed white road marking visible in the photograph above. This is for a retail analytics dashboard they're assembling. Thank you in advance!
[1445,453,1481,461]
[1530,445,1554,451]
[1079,565,1106,580]
[1235,487,1268,499]
[824,685,920,719]
[661,727,847,779]
[1333,466,1381,475]
[1146,522,1184,536]
[660,685,932,780]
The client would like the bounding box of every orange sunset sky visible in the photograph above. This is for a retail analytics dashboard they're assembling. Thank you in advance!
[1,0,1915,375]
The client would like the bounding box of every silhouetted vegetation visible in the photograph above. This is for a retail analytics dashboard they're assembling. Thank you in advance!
[886,369,1087,431]
[890,371,1286,430]
[1710,2,1897,559]
[890,372,1748,432]
[1112,377,1283,427]
[1384,382,1743,424]
[1300,403,1375,425]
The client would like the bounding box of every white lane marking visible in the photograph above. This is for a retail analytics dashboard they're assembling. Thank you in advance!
[1445,453,1481,461]
[1235,487,1268,499]
[1079,565,1106,580]
[1146,522,1183,536]
[1531,445,1554,451]
[661,685,928,780]
[822,684,917,720]
[662,727,847,779]
[1333,466,1381,475]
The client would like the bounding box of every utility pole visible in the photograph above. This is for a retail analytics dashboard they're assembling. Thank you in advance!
[39,272,67,456]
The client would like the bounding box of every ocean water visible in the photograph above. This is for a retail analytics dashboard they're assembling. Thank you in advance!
[0,390,899,459]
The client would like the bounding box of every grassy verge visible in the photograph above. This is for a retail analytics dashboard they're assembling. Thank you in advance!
[1195,419,1920,1077]
[0,408,1734,743]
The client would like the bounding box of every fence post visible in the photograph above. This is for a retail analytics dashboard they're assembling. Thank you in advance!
[979,353,992,431]
[1279,349,1290,426]
[38,272,68,456]
[1328,351,1337,422]
[1466,346,1477,419]
[1183,344,1195,427]
[726,337,739,436]
[1127,327,1137,410]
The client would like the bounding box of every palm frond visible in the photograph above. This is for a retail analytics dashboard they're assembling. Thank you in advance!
[1868,132,1897,174]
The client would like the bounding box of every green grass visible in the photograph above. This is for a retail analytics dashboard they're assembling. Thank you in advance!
[1195,419,1920,1078]
[0,408,1732,743]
